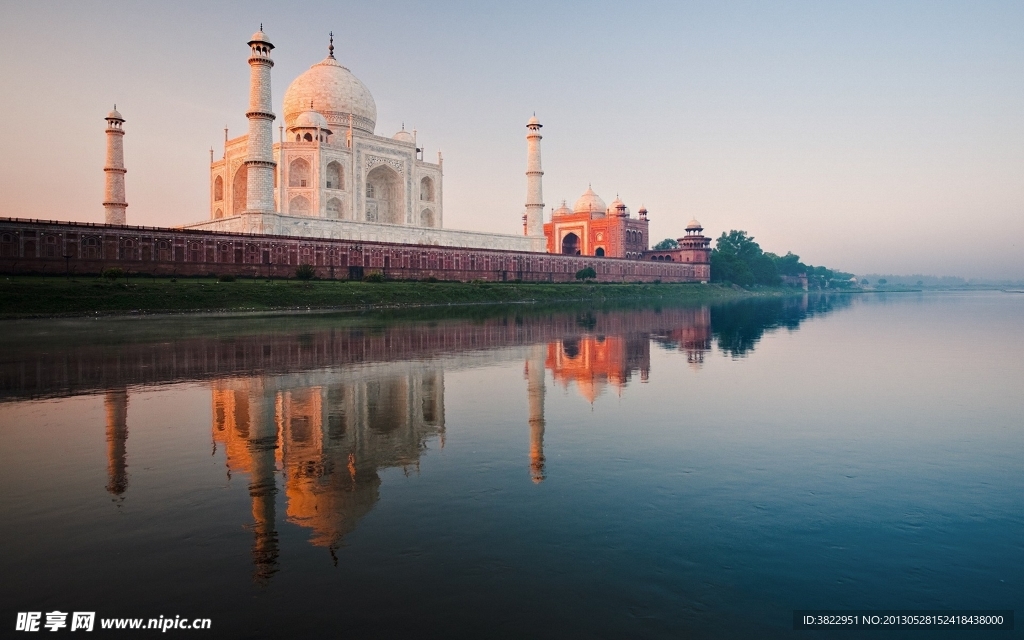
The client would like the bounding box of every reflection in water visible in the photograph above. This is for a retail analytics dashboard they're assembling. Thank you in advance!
[7,293,1021,637]
[711,293,852,357]
[104,389,129,498]
[525,345,546,483]
[5,298,844,583]
[210,365,445,581]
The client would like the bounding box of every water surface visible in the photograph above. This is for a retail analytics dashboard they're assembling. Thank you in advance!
[1,293,1021,638]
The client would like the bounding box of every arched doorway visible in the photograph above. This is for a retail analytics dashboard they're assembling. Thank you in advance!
[561,232,580,255]
[232,165,247,215]
[595,247,605,257]
[365,165,404,224]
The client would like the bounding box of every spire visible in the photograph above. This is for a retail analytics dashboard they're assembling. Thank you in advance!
[328,31,335,59]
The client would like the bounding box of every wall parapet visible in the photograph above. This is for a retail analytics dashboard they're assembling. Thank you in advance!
[0,217,709,283]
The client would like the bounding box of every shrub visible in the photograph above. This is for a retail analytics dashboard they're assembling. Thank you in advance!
[296,264,316,281]
[102,267,124,281]
[218,274,236,283]
[424,276,438,283]
[362,270,385,283]
[575,267,597,280]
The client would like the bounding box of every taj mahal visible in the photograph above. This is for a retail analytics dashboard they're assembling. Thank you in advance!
[175,27,707,264]
[0,27,711,283]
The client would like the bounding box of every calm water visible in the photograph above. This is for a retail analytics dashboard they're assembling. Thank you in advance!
[1,293,1021,638]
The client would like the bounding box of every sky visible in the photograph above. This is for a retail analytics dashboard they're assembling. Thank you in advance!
[0,0,1021,279]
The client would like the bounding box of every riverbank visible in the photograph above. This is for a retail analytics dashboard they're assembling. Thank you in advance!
[0,275,791,319]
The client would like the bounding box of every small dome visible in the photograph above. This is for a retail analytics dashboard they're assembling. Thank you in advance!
[686,218,703,230]
[248,30,273,46]
[106,108,123,121]
[573,186,606,217]
[552,200,573,217]
[527,115,542,127]
[393,129,414,143]
[291,109,330,131]
[608,196,628,217]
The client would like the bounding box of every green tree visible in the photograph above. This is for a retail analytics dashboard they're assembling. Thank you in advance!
[575,266,597,280]
[653,238,679,250]
[296,264,316,281]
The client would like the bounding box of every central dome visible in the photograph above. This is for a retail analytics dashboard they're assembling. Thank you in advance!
[574,187,606,217]
[283,56,376,135]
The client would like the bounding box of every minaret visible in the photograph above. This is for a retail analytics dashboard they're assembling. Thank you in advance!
[525,345,546,483]
[104,388,129,497]
[103,107,127,225]
[524,115,545,241]
[244,27,277,214]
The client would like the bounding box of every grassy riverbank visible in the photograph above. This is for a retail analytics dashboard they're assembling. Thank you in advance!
[0,275,784,318]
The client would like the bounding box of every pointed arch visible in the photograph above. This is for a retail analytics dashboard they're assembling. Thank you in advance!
[289,195,311,215]
[366,165,404,225]
[326,197,342,219]
[420,208,435,227]
[420,176,434,202]
[231,165,247,215]
[213,175,223,201]
[326,161,343,190]
[289,158,311,188]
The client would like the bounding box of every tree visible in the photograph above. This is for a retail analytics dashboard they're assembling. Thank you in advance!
[296,264,315,280]
[878,278,887,285]
[653,238,679,250]
[575,266,597,280]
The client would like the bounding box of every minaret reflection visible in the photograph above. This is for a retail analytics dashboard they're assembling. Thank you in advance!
[525,345,546,483]
[211,382,280,583]
[211,363,445,580]
[104,388,129,498]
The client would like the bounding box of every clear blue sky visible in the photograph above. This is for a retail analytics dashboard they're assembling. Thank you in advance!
[1,1,1021,278]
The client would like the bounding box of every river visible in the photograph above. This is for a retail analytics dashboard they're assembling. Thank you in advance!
[1,292,1020,638]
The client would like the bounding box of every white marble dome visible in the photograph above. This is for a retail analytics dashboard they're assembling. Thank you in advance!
[393,129,414,143]
[106,107,123,121]
[686,218,703,230]
[291,109,330,131]
[608,196,628,216]
[552,200,573,217]
[283,56,376,135]
[249,30,272,45]
[574,187,606,217]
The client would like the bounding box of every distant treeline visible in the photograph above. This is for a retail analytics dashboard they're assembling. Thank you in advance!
[708,230,853,288]
[861,274,1024,287]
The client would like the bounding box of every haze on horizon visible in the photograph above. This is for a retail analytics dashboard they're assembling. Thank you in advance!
[0,0,1021,280]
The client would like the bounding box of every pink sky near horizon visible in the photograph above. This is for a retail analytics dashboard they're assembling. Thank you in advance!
[0,1,1021,279]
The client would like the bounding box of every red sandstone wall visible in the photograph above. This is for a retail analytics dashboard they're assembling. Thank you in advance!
[0,218,709,283]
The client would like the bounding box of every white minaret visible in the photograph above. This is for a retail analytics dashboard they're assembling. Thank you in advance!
[524,115,545,240]
[103,106,127,225]
[244,27,277,214]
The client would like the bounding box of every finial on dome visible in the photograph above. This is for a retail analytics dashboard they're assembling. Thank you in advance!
[328,31,335,59]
